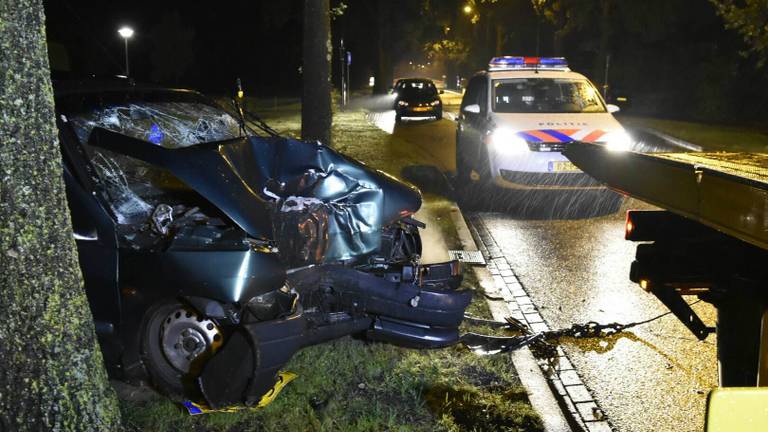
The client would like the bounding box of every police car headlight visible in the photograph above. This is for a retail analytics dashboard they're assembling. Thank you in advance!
[430,100,441,106]
[603,130,632,152]
[398,100,409,107]
[489,128,529,154]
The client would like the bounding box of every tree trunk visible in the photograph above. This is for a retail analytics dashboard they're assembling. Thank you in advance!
[372,0,392,95]
[302,0,333,145]
[593,0,612,89]
[0,1,122,430]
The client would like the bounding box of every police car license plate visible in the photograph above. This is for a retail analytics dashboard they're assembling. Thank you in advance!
[412,107,430,112]
[549,161,580,172]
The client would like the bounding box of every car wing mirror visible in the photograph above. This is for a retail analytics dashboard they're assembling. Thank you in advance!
[463,104,481,114]
[607,104,620,114]
[439,89,445,94]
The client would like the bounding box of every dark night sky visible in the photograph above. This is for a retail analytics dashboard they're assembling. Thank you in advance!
[44,0,307,95]
[43,0,768,123]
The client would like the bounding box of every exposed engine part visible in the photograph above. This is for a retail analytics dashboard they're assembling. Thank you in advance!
[379,219,423,264]
[151,203,174,235]
[160,308,223,373]
[245,287,298,322]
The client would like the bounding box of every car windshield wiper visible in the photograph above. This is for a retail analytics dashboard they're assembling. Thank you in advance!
[229,78,280,139]
[242,109,280,137]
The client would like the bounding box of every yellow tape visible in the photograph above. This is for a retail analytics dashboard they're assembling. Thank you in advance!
[183,371,298,415]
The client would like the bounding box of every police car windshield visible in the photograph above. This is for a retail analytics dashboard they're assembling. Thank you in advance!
[492,78,606,114]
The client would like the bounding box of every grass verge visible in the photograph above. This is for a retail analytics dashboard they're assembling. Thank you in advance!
[620,115,768,152]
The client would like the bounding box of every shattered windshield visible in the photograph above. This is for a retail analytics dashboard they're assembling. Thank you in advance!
[69,101,242,149]
[492,78,606,114]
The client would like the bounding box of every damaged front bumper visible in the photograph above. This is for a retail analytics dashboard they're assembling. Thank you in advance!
[198,307,373,408]
[197,261,472,409]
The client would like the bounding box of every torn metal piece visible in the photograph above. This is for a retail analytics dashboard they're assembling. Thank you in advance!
[151,203,174,235]
[462,314,529,333]
[461,332,544,356]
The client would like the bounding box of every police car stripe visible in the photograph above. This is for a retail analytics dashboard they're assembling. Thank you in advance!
[582,130,606,142]
[526,130,557,142]
[541,129,573,142]
[517,131,543,142]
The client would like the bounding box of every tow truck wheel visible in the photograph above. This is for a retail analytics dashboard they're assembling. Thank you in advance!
[140,301,223,399]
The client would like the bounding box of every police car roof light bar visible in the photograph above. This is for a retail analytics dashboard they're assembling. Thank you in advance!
[488,56,569,71]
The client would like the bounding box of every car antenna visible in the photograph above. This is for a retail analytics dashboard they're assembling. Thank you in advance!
[230,77,281,138]
[232,78,247,136]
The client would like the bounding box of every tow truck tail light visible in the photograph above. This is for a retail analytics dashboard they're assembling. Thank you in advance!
[625,210,714,242]
[638,278,651,291]
[625,211,635,240]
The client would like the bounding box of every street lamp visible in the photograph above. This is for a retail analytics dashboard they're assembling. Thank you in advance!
[117,26,134,77]
[463,4,472,14]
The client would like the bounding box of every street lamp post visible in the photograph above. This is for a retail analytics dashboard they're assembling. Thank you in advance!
[117,26,134,77]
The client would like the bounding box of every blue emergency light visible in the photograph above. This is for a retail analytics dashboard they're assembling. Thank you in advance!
[488,56,569,71]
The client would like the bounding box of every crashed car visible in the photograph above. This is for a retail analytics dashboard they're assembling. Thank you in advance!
[54,78,471,408]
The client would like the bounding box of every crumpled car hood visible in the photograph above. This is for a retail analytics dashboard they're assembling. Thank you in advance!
[88,128,422,263]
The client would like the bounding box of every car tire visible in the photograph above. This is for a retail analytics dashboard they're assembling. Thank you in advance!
[395,111,402,124]
[456,133,492,206]
[435,110,443,120]
[140,300,223,400]
[455,131,471,184]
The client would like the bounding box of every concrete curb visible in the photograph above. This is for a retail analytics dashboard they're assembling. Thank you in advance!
[449,207,574,432]
[465,215,616,432]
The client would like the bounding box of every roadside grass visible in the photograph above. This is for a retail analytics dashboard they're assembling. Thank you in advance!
[620,115,768,152]
[119,99,542,431]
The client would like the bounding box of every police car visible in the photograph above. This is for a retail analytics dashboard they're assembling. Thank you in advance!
[456,56,631,190]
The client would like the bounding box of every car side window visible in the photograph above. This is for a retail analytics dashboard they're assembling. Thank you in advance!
[462,76,488,114]
[462,77,480,110]
[477,79,488,113]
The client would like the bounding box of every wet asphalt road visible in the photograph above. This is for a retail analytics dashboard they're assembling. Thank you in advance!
[367,106,719,432]
[476,206,717,432]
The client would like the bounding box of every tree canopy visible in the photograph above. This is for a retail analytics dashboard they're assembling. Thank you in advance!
[711,0,768,66]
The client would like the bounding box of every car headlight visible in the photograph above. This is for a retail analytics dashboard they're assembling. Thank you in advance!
[398,100,409,107]
[488,128,530,155]
[430,100,441,106]
[602,130,632,152]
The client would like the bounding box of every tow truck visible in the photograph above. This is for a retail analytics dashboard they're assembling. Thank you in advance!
[564,144,768,431]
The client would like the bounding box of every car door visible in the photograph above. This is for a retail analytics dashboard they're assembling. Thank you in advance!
[458,75,490,169]
[58,124,121,331]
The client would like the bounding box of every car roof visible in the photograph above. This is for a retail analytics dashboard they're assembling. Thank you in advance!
[396,78,435,84]
[52,75,202,99]
[483,69,591,81]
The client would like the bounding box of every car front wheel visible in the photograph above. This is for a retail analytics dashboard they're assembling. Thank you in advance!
[140,301,224,399]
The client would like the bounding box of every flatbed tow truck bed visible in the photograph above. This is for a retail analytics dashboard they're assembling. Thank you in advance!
[564,143,768,431]
[564,145,768,251]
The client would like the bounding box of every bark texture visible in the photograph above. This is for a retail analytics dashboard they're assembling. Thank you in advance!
[372,0,392,95]
[301,0,332,145]
[0,1,122,430]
